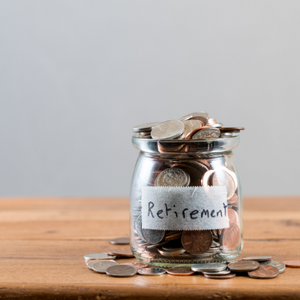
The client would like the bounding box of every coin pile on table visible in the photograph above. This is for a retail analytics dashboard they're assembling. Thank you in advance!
[84,241,293,279]
[131,111,244,262]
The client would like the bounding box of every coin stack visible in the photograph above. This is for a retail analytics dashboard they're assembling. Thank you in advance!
[84,239,296,279]
[131,112,244,264]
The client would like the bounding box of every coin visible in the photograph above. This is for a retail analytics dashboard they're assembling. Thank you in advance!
[171,161,208,187]
[204,273,236,279]
[220,223,241,251]
[248,265,279,279]
[133,122,160,132]
[92,260,119,273]
[87,260,100,270]
[178,120,203,140]
[154,167,190,187]
[219,127,245,132]
[107,250,134,258]
[202,270,231,275]
[157,247,185,257]
[134,214,145,241]
[242,256,272,262]
[228,260,259,272]
[191,128,220,139]
[283,260,300,268]
[228,208,240,226]
[106,265,137,277]
[109,237,130,245]
[260,260,286,273]
[162,239,183,251]
[166,267,195,276]
[181,230,213,255]
[141,228,165,244]
[191,263,227,272]
[151,120,184,140]
[84,253,116,262]
[179,111,210,125]
[138,267,167,276]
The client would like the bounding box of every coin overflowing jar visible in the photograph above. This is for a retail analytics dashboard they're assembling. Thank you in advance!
[131,112,244,267]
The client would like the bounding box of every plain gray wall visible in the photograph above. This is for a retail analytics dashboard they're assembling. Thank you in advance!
[1,1,300,196]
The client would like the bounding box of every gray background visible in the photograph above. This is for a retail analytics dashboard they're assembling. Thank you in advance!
[1,1,299,197]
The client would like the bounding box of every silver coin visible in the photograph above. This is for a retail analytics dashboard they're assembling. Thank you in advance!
[242,256,272,262]
[133,122,160,132]
[141,228,165,244]
[209,123,223,128]
[157,247,185,257]
[178,120,203,140]
[106,265,137,277]
[138,267,167,276]
[154,167,190,187]
[192,128,220,139]
[87,260,100,270]
[134,214,144,240]
[260,260,286,274]
[202,270,231,275]
[191,263,227,272]
[84,253,116,262]
[179,111,210,125]
[151,120,184,140]
[220,132,238,137]
[146,240,169,249]
[92,260,119,273]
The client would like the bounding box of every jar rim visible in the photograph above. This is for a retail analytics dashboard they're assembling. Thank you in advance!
[132,135,240,155]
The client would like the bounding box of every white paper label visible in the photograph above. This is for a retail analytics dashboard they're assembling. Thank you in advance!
[142,186,229,230]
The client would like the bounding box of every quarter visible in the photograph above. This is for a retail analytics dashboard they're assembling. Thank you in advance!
[191,263,227,272]
[151,120,184,140]
[228,260,259,272]
[92,260,119,273]
[84,253,116,262]
[242,256,272,262]
[138,267,167,276]
[106,265,137,277]
[154,167,190,187]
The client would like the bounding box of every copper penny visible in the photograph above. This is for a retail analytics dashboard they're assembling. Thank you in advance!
[248,265,279,279]
[219,127,245,132]
[106,265,137,277]
[228,260,259,272]
[110,237,130,245]
[204,273,236,279]
[181,230,213,255]
[107,250,134,258]
[283,260,300,268]
[220,223,241,251]
[167,267,195,276]
[242,256,271,262]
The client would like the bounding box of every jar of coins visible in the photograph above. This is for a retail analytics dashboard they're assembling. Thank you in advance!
[130,112,244,267]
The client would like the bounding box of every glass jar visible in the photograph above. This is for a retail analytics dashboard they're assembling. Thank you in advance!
[130,135,243,267]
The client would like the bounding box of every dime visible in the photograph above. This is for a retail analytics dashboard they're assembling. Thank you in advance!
[179,111,210,125]
[191,263,227,272]
[157,247,185,257]
[110,237,130,245]
[134,214,144,240]
[181,230,213,255]
[260,260,286,273]
[220,223,241,251]
[178,120,203,140]
[242,256,272,262]
[248,265,279,279]
[154,168,190,187]
[92,260,119,273]
[141,228,165,244]
[106,265,137,277]
[204,273,236,279]
[192,128,220,139]
[138,267,167,276]
[107,250,134,258]
[166,267,195,276]
[133,122,160,132]
[87,260,100,270]
[151,120,184,140]
[228,260,259,272]
[84,253,116,262]
[283,260,300,268]
[202,270,231,275]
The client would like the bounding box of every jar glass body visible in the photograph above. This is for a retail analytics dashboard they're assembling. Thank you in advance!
[130,136,243,267]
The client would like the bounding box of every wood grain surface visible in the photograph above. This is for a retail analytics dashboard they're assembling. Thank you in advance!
[0,197,299,299]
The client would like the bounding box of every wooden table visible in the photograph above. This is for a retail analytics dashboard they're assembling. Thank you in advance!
[0,197,300,299]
